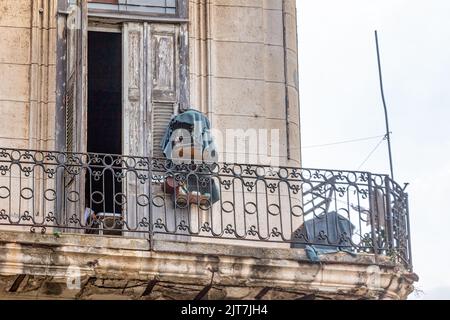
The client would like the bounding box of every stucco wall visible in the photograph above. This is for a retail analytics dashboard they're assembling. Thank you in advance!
[0,0,57,151]
[189,0,301,167]
[0,0,32,149]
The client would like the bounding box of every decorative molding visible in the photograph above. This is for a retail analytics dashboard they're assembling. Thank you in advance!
[29,0,58,151]
[189,0,211,115]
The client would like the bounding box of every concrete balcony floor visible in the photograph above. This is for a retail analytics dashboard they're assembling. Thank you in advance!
[0,231,417,300]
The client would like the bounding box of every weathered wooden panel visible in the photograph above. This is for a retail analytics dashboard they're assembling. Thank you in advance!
[123,22,145,157]
[147,24,185,241]
[122,22,148,237]
[150,24,178,103]
[178,22,190,111]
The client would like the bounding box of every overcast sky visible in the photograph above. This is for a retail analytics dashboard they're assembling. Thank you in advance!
[297,0,450,300]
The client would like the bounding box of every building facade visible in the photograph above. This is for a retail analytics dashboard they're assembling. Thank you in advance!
[0,0,416,300]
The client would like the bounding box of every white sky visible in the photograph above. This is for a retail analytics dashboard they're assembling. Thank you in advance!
[297,0,450,299]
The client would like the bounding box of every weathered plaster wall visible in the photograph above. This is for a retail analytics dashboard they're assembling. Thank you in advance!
[189,0,301,166]
[0,0,57,151]
[0,0,32,149]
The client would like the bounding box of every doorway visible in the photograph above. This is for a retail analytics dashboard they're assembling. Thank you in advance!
[86,31,123,233]
[87,31,122,156]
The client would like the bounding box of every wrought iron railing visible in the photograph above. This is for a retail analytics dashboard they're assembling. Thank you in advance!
[0,148,412,269]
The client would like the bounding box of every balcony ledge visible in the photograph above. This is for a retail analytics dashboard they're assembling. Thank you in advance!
[0,231,417,300]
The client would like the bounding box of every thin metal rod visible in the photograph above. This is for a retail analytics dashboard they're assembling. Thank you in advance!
[375,30,395,180]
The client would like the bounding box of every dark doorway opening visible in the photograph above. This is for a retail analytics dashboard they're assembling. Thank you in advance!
[86,31,123,234]
[87,31,122,155]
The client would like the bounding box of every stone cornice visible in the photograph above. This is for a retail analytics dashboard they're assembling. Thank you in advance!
[0,231,417,300]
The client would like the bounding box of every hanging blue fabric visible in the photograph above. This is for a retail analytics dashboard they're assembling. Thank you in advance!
[161,109,216,160]
[160,108,220,205]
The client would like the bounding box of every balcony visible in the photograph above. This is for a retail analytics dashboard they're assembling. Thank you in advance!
[0,148,415,299]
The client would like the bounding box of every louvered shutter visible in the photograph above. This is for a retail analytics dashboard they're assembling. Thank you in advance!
[63,1,88,230]
[65,0,87,153]
[152,103,175,159]
[122,23,180,159]
[149,24,179,159]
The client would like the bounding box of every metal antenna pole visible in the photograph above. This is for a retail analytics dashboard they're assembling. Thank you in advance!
[375,30,395,180]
